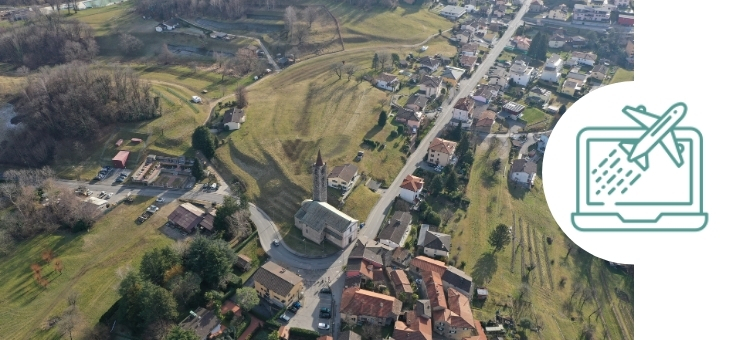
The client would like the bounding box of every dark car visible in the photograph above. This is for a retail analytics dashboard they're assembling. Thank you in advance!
[319,288,331,294]
[288,306,298,313]
[320,312,331,319]
[320,307,331,314]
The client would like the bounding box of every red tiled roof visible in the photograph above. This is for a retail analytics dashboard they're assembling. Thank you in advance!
[423,271,447,310]
[453,97,473,111]
[447,288,476,328]
[340,287,402,319]
[400,174,424,192]
[220,300,242,317]
[390,269,413,294]
[428,138,457,155]
[393,312,432,340]
[411,256,447,276]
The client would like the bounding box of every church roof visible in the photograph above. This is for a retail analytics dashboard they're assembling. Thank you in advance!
[295,200,357,234]
[316,149,324,166]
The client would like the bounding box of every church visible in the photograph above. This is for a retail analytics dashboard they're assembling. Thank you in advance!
[294,150,359,248]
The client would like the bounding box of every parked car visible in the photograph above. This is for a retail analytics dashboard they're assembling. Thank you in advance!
[280,314,291,322]
[319,288,332,294]
[318,323,330,330]
[320,312,331,319]
[320,307,331,313]
[292,302,302,309]
[359,222,365,229]
[273,239,280,246]
[156,197,165,203]
[288,306,298,313]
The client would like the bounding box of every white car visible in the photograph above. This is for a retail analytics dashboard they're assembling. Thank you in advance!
[156,198,165,203]
[280,314,291,322]
[273,239,280,246]
[318,323,330,330]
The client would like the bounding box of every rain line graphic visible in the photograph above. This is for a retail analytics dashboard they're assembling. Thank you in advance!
[592,148,642,196]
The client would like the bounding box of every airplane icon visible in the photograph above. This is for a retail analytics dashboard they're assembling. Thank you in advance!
[618,102,687,171]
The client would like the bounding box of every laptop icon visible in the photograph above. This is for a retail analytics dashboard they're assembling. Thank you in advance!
[571,103,708,231]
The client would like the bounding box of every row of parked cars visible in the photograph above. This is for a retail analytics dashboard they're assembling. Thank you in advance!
[96,166,113,180]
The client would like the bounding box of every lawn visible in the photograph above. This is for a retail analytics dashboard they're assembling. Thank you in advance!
[439,139,634,340]
[0,197,176,340]
[134,64,256,100]
[235,235,268,281]
[610,68,634,84]
[522,107,547,125]
[212,48,411,228]
[341,185,381,222]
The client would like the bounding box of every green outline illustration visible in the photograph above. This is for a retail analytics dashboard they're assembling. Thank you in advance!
[571,103,708,232]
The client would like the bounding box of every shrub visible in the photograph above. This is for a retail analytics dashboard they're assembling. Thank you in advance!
[289,328,320,340]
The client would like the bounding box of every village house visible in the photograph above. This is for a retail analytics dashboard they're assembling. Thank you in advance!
[328,163,359,192]
[419,75,443,98]
[418,56,441,72]
[567,51,598,66]
[570,35,588,48]
[512,36,532,51]
[439,5,467,19]
[541,54,563,82]
[410,256,448,276]
[235,254,252,272]
[509,159,538,188]
[562,79,583,96]
[222,107,245,130]
[488,66,509,87]
[614,0,630,7]
[538,132,550,152]
[167,203,215,234]
[441,266,475,297]
[376,73,400,92]
[572,4,612,22]
[253,261,304,308]
[389,269,414,297]
[591,64,608,81]
[421,271,447,311]
[549,34,567,48]
[294,200,359,248]
[162,18,179,30]
[459,55,478,71]
[472,84,499,104]
[547,4,569,20]
[472,110,496,134]
[460,43,479,57]
[396,107,425,130]
[378,211,413,249]
[509,60,535,86]
[399,174,425,204]
[441,67,466,86]
[528,87,551,104]
[346,257,386,285]
[493,4,506,18]
[179,307,224,340]
[428,138,458,167]
[348,237,389,272]
[452,97,474,122]
[340,287,403,325]
[432,288,479,339]
[502,102,526,120]
[391,247,413,268]
[417,225,452,258]
[529,0,546,12]
[405,94,429,112]
[394,308,433,340]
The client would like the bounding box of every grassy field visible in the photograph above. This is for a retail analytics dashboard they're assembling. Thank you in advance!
[522,107,548,125]
[441,139,634,340]
[134,64,255,100]
[610,68,634,84]
[0,197,176,340]
[341,185,381,222]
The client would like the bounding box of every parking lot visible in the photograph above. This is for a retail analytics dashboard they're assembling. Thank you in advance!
[283,285,335,334]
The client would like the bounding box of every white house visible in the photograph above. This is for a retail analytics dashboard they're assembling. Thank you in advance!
[223,107,246,130]
[328,163,359,191]
[399,174,424,204]
[417,225,452,258]
[294,200,359,248]
[548,34,567,48]
[509,60,534,86]
[572,4,612,22]
[537,133,550,152]
[567,52,598,66]
[527,87,551,104]
[464,4,476,12]
[547,4,569,20]
[419,75,443,98]
[460,43,479,57]
[376,73,400,92]
[472,84,498,103]
[427,138,458,167]
[510,159,537,188]
[591,64,608,81]
[452,97,474,122]
[162,18,179,30]
[540,54,563,83]
[439,5,467,19]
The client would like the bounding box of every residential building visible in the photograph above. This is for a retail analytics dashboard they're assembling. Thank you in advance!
[405,94,429,112]
[572,4,612,22]
[340,287,403,326]
[349,236,389,269]
[547,4,569,20]
[493,4,506,18]
[528,87,551,104]
[400,174,425,204]
[223,107,245,130]
[459,55,478,70]
[509,60,534,86]
[567,51,598,66]
[422,271,447,311]
[167,203,215,234]
[441,67,466,86]
[338,330,362,340]
[548,34,567,48]
[591,64,608,81]
[378,211,413,249]
[472,84,498,103]
[460,43,479,57]
[512,36,531,51]
[394,310,433,340]
[562,79,584,96]
[390,269,414,296]
[613,0,630,7]
[346,258,385,284]
[396,107,425,130]
[442,266,474,297]
[618,14,633,26]
[235,254,252,272]
[419,75,443,98]
[538,132,550,152]
[488,66,509,87]
[294,200,359,248]
[509,159,537,188]
[529,0,546,12]
[570,35,588,48]
[439,5,467,19]
[432,288,478,340]
[391,247,413,268]
[328,164,359,191]
[253,261,304,308]
[417,226,452,258]
[502,102,526,120]
[312,150,328,202]
[540,54,563,82]
[472,110,496,134]
[179,307,223,340]
[419,56,441,72]
[376,73,400,92]
[410,256,448,276]
[427,138,458,167]
[452,97,474,122]
[162,18,179,30]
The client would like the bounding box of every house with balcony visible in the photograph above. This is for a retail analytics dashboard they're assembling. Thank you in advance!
[340,287,402,326]
[572,4,612,23]
[540,54,563,82]
[419,75,443,98]
[566,51,598,66]
[547,4,569,20]
[509,60,535,86]
[452,97,474,122]
[460,43,479,57]
[328,164,359,192]
[509,159,537,188]
[376,73,400,92]
[427,138,458,167]
[253,261,304,308]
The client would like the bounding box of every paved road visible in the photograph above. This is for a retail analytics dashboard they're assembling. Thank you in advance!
[56,179,228,205]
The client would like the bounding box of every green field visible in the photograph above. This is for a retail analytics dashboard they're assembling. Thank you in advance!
[0,197,176,340]
[610,68,634,84]
[441,139,634,340]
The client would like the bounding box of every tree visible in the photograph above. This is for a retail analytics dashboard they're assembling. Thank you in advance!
[214,196,240,237]
[529,32,548,62]
[445,171,458,193]
[488,223,511,253]
[56,306,80,340]
[332,62,345,79]
[391,53,400,65]
[438,28,442,35]
[159,42,174,64]
[377,52,390,70]
[284,6,298,40]
[440,208,454,225]
[492,158,502,173]
[138,281,179,329]
[429,175,444,195]
[303,7,321,29]
[268,330,281,340]
[361,324,384,340]
[192,126,216,159]
[183,236,237,288]
[227,208,253,240]
[166,326,200,340]
[558,104,567,115]
[67,291,79,308]
[344,64,358,81]
[451,121,463,141]
[293,24,311,45]
[168,271,202,305]
[378,110,388,127]
[372,53,379,70]
[461,150,474,167]
[191,160,205,181]
[457,132,470,155]
[120,33,144,56]
[139,247,180,286]
[234,287,260,311]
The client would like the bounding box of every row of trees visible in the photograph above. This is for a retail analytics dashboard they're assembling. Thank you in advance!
[0,15,97,69]
[528,32,550,62]
[135,0,291,20]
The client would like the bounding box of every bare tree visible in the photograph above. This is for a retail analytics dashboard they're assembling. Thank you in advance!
[284,6,298,41]
[234,48,258,75]
[332,62,345,79]
[344,64,358,81]
[56,306,79,340]
[235,84,247,109]
[377,52,391,70]
[158,42,174,65]
[440,208,454,225]
[213,51,224,68]
[119,33,143,56]
[0,230,13,256]
[303,6,321,29]
[227,209,253,240]
[293,23,310,45]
